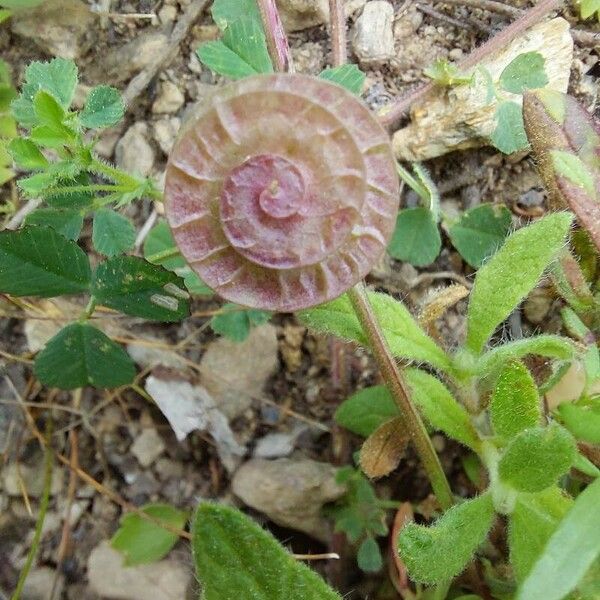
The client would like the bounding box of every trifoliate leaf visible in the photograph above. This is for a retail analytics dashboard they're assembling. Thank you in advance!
[80,85,125,129]
[388,207,441,267]
[23,58,78,110]
[111,504,188,566]
[92,209,136,257]
[34,323,135,389]
[24,208,83,241]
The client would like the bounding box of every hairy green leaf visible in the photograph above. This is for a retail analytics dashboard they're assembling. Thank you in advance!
[111,503,188,566]
[80,85,124,129]
[517,478,600,600]
[509,486,572,582]
[210,303,271,341]
[499,52,548,94]
[491,360,541,440]
[7,138,48,170]
[357,537,383,573]
[319,65,366,95]
[335,385,398,437]
[406,368,480,450]
[92,256,190,322]
[448,204,512,268]
[299,292,453,373]
[466,212,573,354]
[211,0,261,29]
[498,424,577,493]
[0,226,90,297]
[193,502,342,600]
[92,209,136,257]
[398,493,495,584]
[490,101,529,154]
[388,207,441,267]
[34,323,135,389]
[557,401,600,444]
[551,150,596,198]
[197,17,273,80]
[24,208,83,241]
[45,173,95,209]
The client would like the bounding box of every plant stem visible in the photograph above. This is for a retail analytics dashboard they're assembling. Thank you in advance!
[11,421,53,600]
[377,0,561,128]
[328,0,347,67]
[256,0,294,73]
[347,283,454,510]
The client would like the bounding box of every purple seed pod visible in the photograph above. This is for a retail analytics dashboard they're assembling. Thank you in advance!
[164,74,399,311]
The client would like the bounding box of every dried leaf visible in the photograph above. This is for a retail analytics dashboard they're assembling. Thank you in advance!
[360,417,408,479]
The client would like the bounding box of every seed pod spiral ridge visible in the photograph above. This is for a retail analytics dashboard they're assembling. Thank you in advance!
[165,73,399,311]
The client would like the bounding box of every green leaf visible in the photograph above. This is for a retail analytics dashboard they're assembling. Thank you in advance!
[516,478,600,600]
[7,138,48,170]
[551,150,597,198]
[32,90,75,141]
[24,208,83,241]
[45,173,95,209]
[319,65,366,95]
[92,209,136,257]
[23,58,78,110]
[448,204,512,268]
[197,17,273,79]
[499,52,548,94]
[0,9,11,24]
[490,360,541,440]
[490,101,529,154]
[92,256,190,322]
[335,385,398,437]
[111,503,188,566]
[211,0,261,30]
[580,0,600,19]
[17,170,58,197]
[80,85,125,129]
[357,537,383,573]
[508,486,572,582]
[388,207,441,267]
[498,424,577,493]
[465,212,573,354]
[30,125,70,149]
[299,292,453,373]
[34,323,135,389]
[406,368,480,451]
[0,226,90,297]
[210,303,271,341]
[193,502,342,600]
[398,493,495,584]
[0,0,45,8]
[557,401,600,444]
[11,82,39,127]
[424,58,472,86]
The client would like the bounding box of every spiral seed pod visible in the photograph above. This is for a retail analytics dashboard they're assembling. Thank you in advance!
[164,74,399,311]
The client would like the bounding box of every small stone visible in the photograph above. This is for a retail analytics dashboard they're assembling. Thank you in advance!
[131,428,165,467]
[2,460,64,497]
[158,4,178,24]
[200,324,279,419]
[153,117,181,155]
[291,42,325,75]
[22,567,64,600]
[345,0,367,17]
[232,458,345,541]
[152,81,185,115]
[253,428,305,459]
[88,541,190,600]
[449,48,464,61]
[127,335,186,369]
[115,122,155,177]
[353,1,395,66]
[276,0,329,31]
[11,0,96,59]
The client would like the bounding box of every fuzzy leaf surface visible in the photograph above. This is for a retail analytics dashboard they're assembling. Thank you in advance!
[388,207,441,267]
[491,360,541,440]
[398,493,495,584]
[335,385,398,437]
[80,85,124,129]
[92,209,136,257]
[0,226,90,297]
[193,502,342,600]
[34,323,135,389]
[499,52,548,94]
[517,478,600,600]
[299,292,452,373]
[319,65,366,95]
[448,204,511,268]
[498,424,577,492]
[466,212,573,354]
[92,256,190,322]
[7,138,48,170]
[111,503,188,566]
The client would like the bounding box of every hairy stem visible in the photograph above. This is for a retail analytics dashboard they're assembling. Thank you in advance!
[328,0,347,67]
[11,422,53,600]
[377,0,561,128]
[257,0,294,73]
[347,283,454,510]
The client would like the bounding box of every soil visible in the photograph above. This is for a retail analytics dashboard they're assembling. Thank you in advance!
[0,1,598,599]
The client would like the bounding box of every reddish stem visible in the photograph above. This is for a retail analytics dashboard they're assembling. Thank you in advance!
[377,0,562,129]
[257,0,295,73]
[328,0,347,67]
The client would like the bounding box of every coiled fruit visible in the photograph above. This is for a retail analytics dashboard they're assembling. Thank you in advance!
[164,73,399,311]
